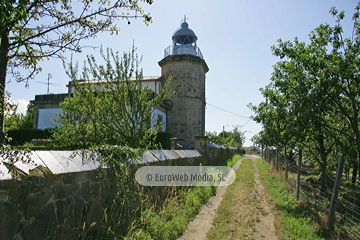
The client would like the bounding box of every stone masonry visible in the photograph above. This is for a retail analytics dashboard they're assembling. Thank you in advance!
[0,147,237,240]
[159,54,209,143]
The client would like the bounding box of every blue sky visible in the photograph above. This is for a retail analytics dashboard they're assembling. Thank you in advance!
[6,0,358,146]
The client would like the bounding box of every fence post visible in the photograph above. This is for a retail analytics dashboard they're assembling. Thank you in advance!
[327,154,345,230]
[284,146,288,180]
[278,148,280,171]
[276,148,279,170]
[265,146,267,161]
[296,149,302,200]
[272,148,275,169]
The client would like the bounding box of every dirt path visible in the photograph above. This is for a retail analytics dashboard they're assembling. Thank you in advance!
[177,158,243,240]
[177,155,278,240]
[252,157,278,240]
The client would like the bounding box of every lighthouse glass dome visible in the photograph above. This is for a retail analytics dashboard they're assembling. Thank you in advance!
[164,19,203,59]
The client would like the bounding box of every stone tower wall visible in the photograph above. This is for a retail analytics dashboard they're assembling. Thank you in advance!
[159,55,209,142]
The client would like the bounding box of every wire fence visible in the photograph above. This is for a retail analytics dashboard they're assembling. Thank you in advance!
[263,148,360,239]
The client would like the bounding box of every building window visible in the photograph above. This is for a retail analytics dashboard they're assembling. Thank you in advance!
[157,114,163,126]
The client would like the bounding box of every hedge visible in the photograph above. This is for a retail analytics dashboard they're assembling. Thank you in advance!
[156,131,172,150]
[6,129,52,146]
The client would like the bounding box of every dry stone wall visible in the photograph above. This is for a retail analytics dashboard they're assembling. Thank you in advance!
[0,148,237,240]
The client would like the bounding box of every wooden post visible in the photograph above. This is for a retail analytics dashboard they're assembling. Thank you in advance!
[327,154,345,230]
[296,150,302,200]
[284,146,288,180]
[276,148,279,172]
[265,146,268,161]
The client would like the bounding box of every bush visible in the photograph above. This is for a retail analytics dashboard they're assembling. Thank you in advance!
[6,128,52,146]
[156,131,172,149]
[238,147,246,155]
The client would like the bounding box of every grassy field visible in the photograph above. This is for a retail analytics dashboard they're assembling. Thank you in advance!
[256,159,323,239]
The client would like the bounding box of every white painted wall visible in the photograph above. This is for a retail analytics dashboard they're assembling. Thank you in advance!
[69,81,159,94]
[37,108,63,129]
[37,107,165,131]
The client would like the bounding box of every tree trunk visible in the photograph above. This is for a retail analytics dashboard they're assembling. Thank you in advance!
[327,155,344,230]
[318,133,328,191]
[0,29,10,145]
[296,149,302,200]
[320,159,328,192]
[284,146,288,180]
[358,154,360,185]
[351,161,358,185]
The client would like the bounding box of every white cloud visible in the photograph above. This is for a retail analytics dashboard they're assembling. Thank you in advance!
[14,99,29,115]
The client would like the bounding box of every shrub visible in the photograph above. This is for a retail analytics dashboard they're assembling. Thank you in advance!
[156,131,172,149]
[6,128,52,146]
[238,147,246,155]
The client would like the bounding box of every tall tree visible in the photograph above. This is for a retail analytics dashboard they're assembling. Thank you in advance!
[206,125,245,149]
[251,3,360,183]
[0,0,153,144]
[4,100,34,130]
[52,46,170,149]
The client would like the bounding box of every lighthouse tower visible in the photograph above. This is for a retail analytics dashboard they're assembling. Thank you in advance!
[159,18,209,142]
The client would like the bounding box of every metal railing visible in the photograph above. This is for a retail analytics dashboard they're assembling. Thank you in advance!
[164,45,203,59]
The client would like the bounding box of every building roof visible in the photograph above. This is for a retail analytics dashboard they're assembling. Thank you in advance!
[0,150,203,180]
[172,21,198,42]
[66,76,161,87]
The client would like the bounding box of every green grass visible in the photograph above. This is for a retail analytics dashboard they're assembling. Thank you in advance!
[124,154,242,240]
[226,154,242,168]
[207,158,256,239]
[124,155,242,239]
[126,186,215,239]
[257,159,323,240]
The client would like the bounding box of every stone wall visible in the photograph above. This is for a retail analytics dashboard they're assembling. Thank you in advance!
[0,168,112,240]
[0,148,237,240]
[159,55,209,142]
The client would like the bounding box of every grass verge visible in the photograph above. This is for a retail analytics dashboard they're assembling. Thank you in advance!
[257,159,323,240]
[207,158,256,239]
[125,154,242,240]
[226,154,242,168]
[126,186,215,239]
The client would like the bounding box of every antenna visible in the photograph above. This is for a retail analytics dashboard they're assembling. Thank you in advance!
[47,74,52,94]
[35,73,62,94]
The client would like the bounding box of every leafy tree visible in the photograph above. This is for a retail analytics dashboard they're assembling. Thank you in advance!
[3,94,33,130]
[0,0,153,144]
[205,130,221,145]
[250,3,360,184]
[251,131,267,149]
[21,103,34,129]
[206,125,245,148]
[52,46,171,149]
